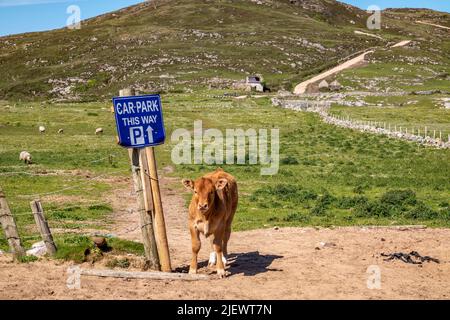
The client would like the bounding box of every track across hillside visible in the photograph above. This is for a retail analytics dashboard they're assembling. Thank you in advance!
[293,40,411,95]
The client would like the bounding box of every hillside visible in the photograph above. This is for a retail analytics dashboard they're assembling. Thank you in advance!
[0,0,448,101]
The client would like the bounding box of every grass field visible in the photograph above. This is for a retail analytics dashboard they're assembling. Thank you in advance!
[1,92,449,256]
[330,95,450,139]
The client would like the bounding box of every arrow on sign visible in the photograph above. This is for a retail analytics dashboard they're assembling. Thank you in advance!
[146,126,154,144]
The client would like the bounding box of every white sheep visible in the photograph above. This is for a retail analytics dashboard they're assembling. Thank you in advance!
[95,128,104,135]
[58,128,64,134]
[39,126,46,134]
[19,151,32,164]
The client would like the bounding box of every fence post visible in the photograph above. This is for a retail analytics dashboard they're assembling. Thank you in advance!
[145,147,172,272]
[130,148,160,270]
[30,199,57,255]
[0,187,25,261]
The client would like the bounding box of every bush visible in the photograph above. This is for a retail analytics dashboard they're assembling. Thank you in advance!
[336,195,368,209]
[250,184,317,208]
[379,189,416,207]
[403,202,438,220]
[354,200,399,217]
[310,191,335,216]
[280,156,299,165]
[283,212,311,223]
[353,184,369,194]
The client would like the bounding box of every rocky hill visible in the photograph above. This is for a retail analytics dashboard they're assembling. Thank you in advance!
[0,0,448,101]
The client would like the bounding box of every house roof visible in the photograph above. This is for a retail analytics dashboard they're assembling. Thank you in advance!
[247,76,261,83]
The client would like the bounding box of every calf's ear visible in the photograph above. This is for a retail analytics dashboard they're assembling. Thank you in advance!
[215,178,228,190]
[182,179,194,191]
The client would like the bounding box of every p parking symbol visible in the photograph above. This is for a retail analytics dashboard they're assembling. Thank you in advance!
[130,126,145,146]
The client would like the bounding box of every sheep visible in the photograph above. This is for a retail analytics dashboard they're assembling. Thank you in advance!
[19,151,32,164]
[39,126,46,134]
[95,128,104,135]
[58,128,64,134]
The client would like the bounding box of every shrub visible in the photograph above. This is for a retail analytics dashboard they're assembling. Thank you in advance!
[310,191,335,216]
[403,202,438,220]
[353,184,369,194]
[336,195,368,209]
[379,189,416,207]
[281,156,299,165]
[283,212,311,223]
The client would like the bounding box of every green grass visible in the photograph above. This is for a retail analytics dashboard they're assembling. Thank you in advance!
[1,93,449,250]
[160,94,450,230]
[53,234,144,263]
[330,95,450,139]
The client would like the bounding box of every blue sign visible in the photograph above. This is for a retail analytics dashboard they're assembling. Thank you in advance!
[113,94,166,148]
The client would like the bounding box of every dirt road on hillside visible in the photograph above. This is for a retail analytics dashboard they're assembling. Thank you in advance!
[293,40,411,95]
[1,171,450,300]
[416,21,450,30]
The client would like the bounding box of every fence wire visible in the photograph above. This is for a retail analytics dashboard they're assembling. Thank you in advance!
[0,151,136,245]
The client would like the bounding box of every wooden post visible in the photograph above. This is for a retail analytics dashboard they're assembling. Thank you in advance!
[139,150,171,271]
[30,200,57,255]
[145,147,172,272]
[0,187,25,261]
[425,126,428,137]
[433,130,436,139]
[130,148,160,270]
[120,89,160,270]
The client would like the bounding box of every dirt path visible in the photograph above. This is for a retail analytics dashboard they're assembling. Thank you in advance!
[416,21,450,30]
[293,40,411,95]
[1,170,450,300]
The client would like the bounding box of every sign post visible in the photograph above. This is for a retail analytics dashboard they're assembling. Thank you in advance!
[114,91,171,272]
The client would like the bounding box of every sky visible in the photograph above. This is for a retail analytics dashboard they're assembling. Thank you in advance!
[0,0,449,37]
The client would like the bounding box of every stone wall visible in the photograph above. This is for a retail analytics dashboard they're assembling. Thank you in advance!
[273,98,450,149]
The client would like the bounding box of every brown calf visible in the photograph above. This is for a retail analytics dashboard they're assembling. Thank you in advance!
[182,168,238,278]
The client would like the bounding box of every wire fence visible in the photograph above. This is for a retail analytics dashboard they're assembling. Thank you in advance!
[0,151,137,249]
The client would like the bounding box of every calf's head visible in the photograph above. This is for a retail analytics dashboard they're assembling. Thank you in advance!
[182,177,228,214]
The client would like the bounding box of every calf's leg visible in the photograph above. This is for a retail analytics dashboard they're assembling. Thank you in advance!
[213,235,226,278]
[208,234,227,267]
[189,226,201,274]
[223,224,232,256]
